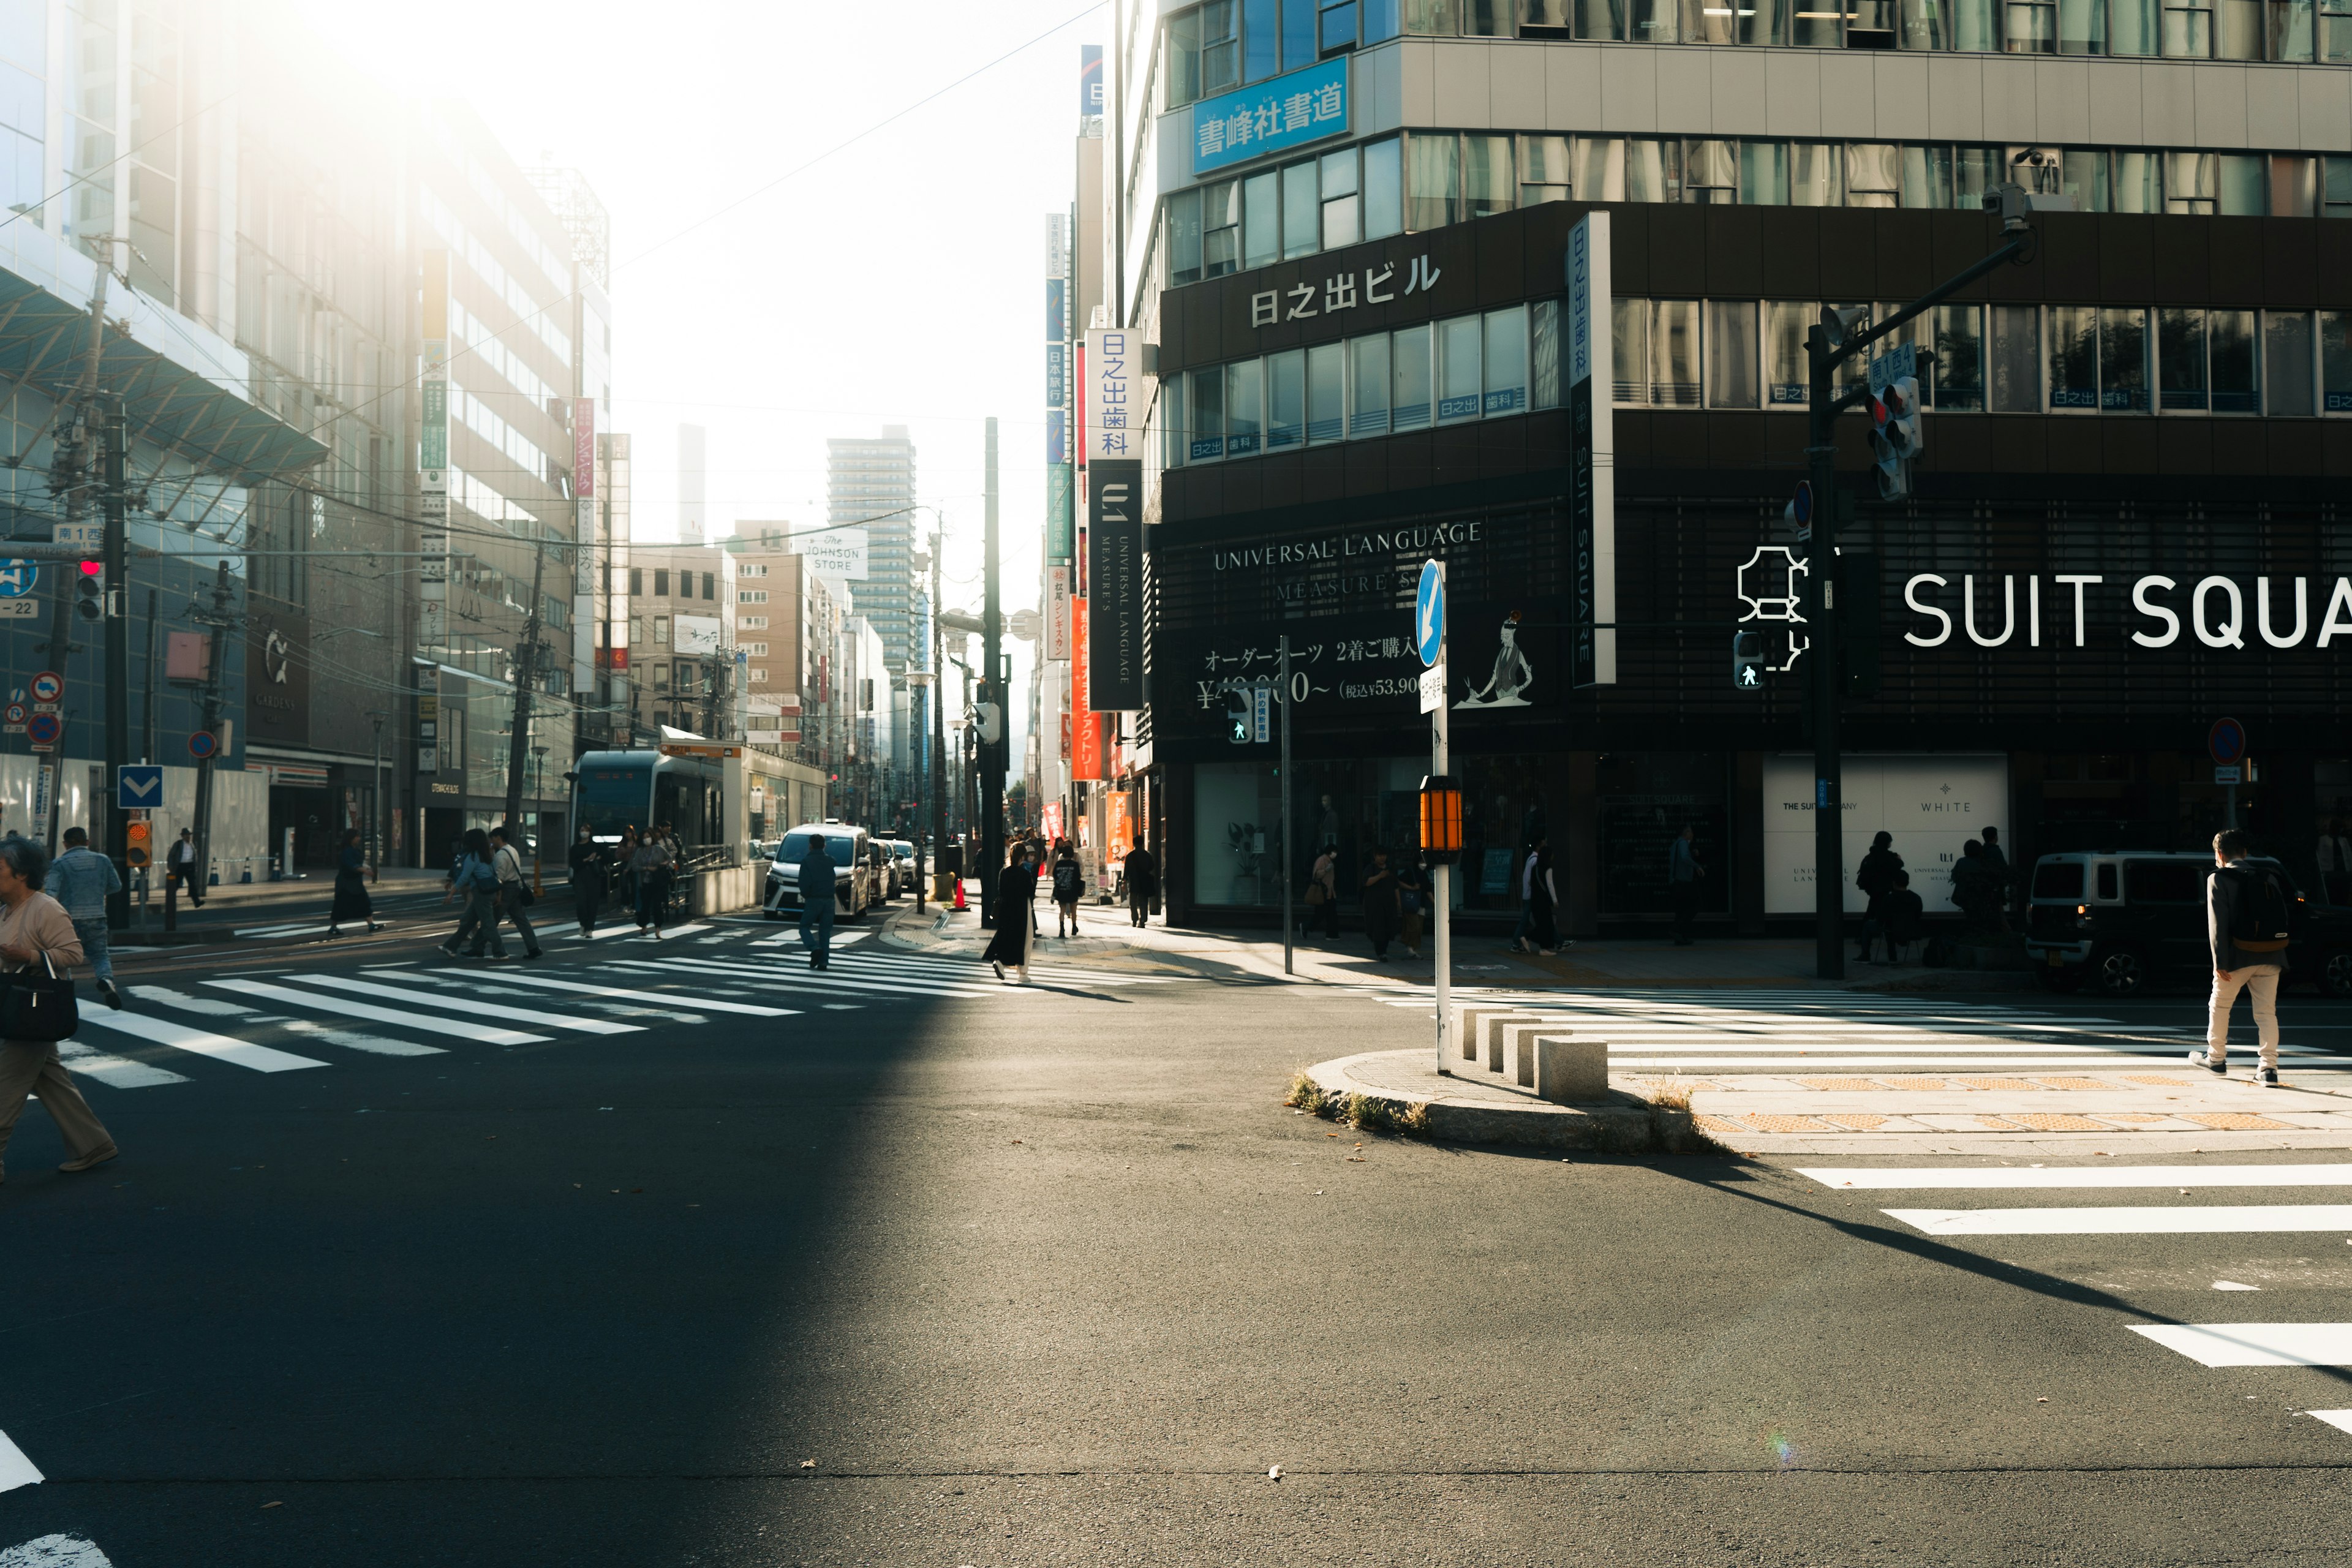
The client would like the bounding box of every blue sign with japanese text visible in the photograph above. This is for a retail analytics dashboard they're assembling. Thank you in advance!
[1191,56,1348,175]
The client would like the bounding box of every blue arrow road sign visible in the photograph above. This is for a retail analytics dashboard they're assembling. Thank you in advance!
[117,764,163,809]
[1415,560,1446,668]
[0,560,35,597]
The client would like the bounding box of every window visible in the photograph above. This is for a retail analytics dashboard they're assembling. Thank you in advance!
[2271,155,2316,216]
[1190,366,1225,460]
[1243,0,1280,78]
[748,666,770,684]
[1351,332,1391,435]
[1169,8,1203,105]
[1792,142,1841,206]
[1307,341,1346,440]
[1327,0,1370,50]
[739,615,770,630]
[1520,135,1571,206]
[2266,311,2315,415]
[654,568,669,595]
[2007,0,2058,48]
[1437,315,1482,420]
[1461,0,1512,28]
[1901,145,1952,208]
[1362,0,1402,41]
[1284,0,1321,65]
[1392,325,1433,429]
[2062,148,2109,211]
[2211,312,2258,412]
[1226,358,1264,455]
[1766,302,1809,404]
[2218,154,2264,214]
[1320,147,1360,249]
[628,567,642,595]
[2327,0,2352,58]
[2163,0,2211,53]
[1630,0,1681,37]
[1685,140,1736,204]
[745,643,769,656]
[1364,137,1403,238]
[702,572,715,599]
[2219,0,2263,51]
[740,563,768,578]
[654,615,671,647]
[2329,157,2352,217]
[1407,134,1458,230]
[1575,137,1682,202]
[2101,307,2149,410]
[2113,151,2163,212]
[1203,180,1240,277]
[2063,0,2108,50]
[1204,1,1240,89]
[2166,150,2215,213]
[1243,170,1279,267]
[739,589,771,604]
[1847,144,1899,207]
[1267,348,1306,448]
[2271,0,2316,55]
[1168,187,1204,284]
[1464,134,1512,219]
[2323,310,2352,410]
[1163,373,1188,468]
[1531,300,1561,410]
[1932,304,1986,410]
[2125,860,2201,902]
[1792,0,1841,45]
[2158,307,2209,410]
[1990,304,2041,412]
[2111,0,2160,46]
[1484,306,1529,413]
[1525,0,1572,30]
[1282,160,1317,258]
[1613,298,1648,403]
[1650,300,1702,406]
[1706,300,1760,408]
[653,663,669,690]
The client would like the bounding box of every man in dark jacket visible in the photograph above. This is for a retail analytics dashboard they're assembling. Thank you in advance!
[1881,870,1926,965]
[798,835,837,970]
[1855,832,1902,962]
[1122,838,1159,929]
[2190,828,2289,1086]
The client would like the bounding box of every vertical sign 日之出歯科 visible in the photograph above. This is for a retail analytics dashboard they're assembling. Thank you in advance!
[1567,211,1616,688]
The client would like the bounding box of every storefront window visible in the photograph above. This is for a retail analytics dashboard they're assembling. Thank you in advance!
[1596,753,1730,919]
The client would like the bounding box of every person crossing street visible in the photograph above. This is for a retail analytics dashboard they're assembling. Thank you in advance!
[2190,828,2293,1087]
[0,835,117,1180]
[326,828,380,938]
[1050,840,1084,939]
[440,827,503,960]
[568,827,611,938]
[983,843,1037,984]
[489,826,543,959]
[798,834,836,969]
[165,826,202,913]
[48,826,122,1009]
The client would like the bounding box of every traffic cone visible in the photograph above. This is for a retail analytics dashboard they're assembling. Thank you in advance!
[952,876,967,911]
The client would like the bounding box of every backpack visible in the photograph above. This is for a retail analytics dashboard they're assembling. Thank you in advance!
[1053,861,1083,901]
[2223,865,2293,952]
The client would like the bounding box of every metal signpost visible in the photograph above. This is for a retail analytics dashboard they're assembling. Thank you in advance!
[1280,635,1294,978]
[2210,717,2248,827]
[1416,560,1448,1074]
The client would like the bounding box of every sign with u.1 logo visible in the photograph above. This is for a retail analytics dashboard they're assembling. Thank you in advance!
[29,671,61,703]
[1415,559,1446,668]
[26,712,61,747]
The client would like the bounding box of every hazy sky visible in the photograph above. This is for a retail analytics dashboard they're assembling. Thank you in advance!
[298,0,1102,661]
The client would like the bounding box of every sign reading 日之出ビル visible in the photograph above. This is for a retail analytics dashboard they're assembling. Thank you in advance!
[1191,56,1347,175]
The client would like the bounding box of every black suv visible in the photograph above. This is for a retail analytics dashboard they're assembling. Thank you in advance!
[2025,851,2352,999]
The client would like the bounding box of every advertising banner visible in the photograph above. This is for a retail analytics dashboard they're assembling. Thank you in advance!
[1190,56,1348,175]
[1082,328,1147,463]
[1047,464,1074,562]
[1071,599,1103,781]
[1567,210,1616,688]
[1762,754,2010,915]
[1087,458,1143,710]
[1047,565,1071,662]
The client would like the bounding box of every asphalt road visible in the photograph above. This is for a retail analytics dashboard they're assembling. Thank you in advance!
[4,915,2351,1566]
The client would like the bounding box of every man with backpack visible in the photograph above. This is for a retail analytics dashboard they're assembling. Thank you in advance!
[1855,832,1902,962]
[2190,829,2293,1087]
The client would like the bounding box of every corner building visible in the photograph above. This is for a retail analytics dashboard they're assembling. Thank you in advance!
[1107,2,2352,936]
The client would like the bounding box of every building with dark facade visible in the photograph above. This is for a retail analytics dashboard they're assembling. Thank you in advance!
[1103,6,2352,936]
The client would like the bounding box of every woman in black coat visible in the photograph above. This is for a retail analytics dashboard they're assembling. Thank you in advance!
[567,827,611,937]
[327,829,378,937]
[982,844,1038,984]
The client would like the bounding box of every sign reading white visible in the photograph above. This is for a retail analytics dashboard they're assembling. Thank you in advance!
[1762,754,2010,916]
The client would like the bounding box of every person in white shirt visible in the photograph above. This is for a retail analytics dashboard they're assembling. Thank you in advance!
[488,825,544,960]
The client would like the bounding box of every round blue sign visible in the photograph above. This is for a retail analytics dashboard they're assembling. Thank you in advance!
[0,560,36,598]
[2209,718,2247,766]
[26,713,60,745]
[187,730,218,760]
[1414,560,1446,668]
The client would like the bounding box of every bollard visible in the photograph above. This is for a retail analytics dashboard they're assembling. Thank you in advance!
[1479,1011,1555,1075]
[1500,1020,1566,1089]
[1532,1035,1610,1104]
[1455,1005,1529,1063]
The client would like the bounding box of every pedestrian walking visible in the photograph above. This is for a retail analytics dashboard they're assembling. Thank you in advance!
[1667,824,1705,946]
[439,827,503,959]
[1950,840,1998,933]
[614,826,641,916]
[1396,859,1430,959]
[568,827,610,937]
[1529,842,1562,956]
[165,826,202,910]
[1882,870,1926,965]
[797,834,836,969]
[489,826,543,959]
[1122,837,1159,929]
[2190,828,2293,1087]
[1306,846,1340,939]
[982,844,1036,984]
[0,836,116,1182]
[1050,840,1084,938]
[48,827,123,1009]
[1856,831,1903,963]
[1980,825,2015,929]
[1362,848,1401,960]
[326,829,380,938]
[631,827,675,938]
[1506,839,1540,953]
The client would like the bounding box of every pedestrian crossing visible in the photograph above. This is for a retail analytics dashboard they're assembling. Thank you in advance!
[1798,1161,2352,1439]
[51,934,1194,1093]
[1346,986,2352,1073]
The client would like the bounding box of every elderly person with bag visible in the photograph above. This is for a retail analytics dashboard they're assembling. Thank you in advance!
[0,835,116,1181]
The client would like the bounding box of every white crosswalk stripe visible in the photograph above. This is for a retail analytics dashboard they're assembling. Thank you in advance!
[1798,1159,2352,1443]
[78,1008,330,1072]
[1349,987,2351,1073]
[292,974,647,1035]
[202,979,553,1045]
[55,1039,190,1087]
[446,968,794,1017]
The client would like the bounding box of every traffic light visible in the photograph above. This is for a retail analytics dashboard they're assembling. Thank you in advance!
[74,560,102,620]
[1223,687,1250,744]
[125,820,151,870]
[1732,630,1763,692]
[1871,377,1921,500]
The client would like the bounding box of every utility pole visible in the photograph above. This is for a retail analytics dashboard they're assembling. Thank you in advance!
[502,529,546,832]
[979,416,1002,922]
[39,258,110,858]
[1803,186,2038,979]
[100,392,129,929]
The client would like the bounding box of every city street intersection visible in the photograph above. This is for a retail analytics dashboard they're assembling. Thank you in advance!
[4,910,2352,1565]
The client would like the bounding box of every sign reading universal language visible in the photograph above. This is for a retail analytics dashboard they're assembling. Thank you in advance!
[1087,459,1144,711]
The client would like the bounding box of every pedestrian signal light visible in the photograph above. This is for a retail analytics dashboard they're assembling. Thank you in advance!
[1872,376,1921,499]
[74,560,102,621]
[1419,774,1463,865]
[1222,687,1250,745]
[1732,630,1764,691]
[126,820,151,868]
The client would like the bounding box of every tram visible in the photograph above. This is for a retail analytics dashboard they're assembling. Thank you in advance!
[570,748,728,850]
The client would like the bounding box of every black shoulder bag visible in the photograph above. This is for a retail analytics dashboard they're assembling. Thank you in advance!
[1,951,80,1042]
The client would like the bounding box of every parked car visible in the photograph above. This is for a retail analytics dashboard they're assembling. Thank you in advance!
[881,839,915,897]
[2024,850,2352,998]
[867,839,899,901]
[763,823,875,921]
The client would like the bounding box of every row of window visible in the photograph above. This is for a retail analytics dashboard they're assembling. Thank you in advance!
[621,567,720,600]
[1166,301,1562,464]
[1164,298,2352,468]
[1169,130,2352,284]
[1162,0,2352,109]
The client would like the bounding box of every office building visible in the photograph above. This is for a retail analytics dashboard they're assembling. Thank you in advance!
[1106,1,2352,937]
[626,543,734,738]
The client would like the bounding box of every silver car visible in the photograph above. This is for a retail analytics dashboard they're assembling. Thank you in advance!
[763,824,874,921]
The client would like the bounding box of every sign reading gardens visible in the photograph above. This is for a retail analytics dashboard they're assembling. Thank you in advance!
[1900,573,2352,650]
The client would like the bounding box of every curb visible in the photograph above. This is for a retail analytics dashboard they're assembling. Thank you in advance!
[1304,1049,1717,1155]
